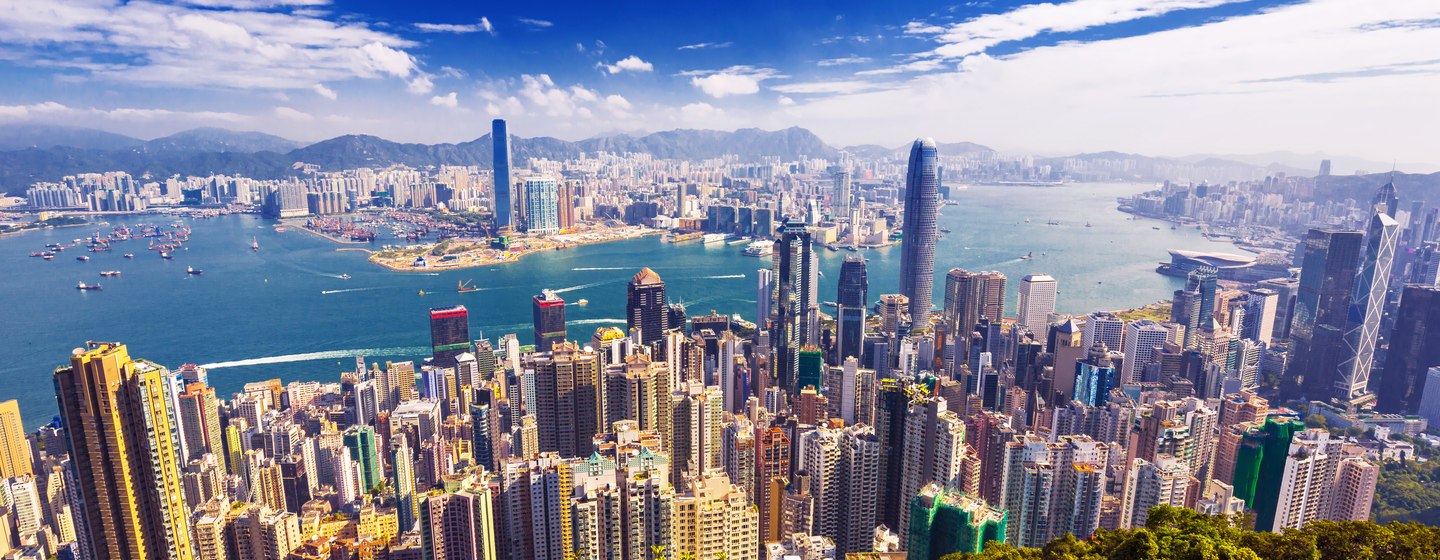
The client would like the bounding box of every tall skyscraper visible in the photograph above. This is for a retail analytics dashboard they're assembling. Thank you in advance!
[942,269,1006,363]
[756,268,774,330]
[0,400,30,480]
[531,341,601,459]
[1335,211,1399,403]
[177,382,223,465]
[1240,288,1279,345]
[775,218,815,392]
[1121,319,1170,384]
[1290,229,1363,402]
[895,396,967,541]
[492,118,512,231]
[899,138,939,326]
[523,176,559,233]
[627,268,669,346]
[1373,179,1399,218]
[907,484,1007,560]
[419,473,499,560]
[1016,274,1057,336]
[54,342,194,560]
[1376,285,1440,414]
[837,256,869,365]
[999,434,1107,547]
[430,306,471,369]
[531,289,566,351]
[343,425,382,491]
[1231,415,1304,532]
[833,169,852,219]
[556,182,575,230]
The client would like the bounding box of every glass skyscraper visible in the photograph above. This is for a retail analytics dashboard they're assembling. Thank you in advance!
[523,176,559,233]
[1289,228,1363,402]
[1336,211,1398,403]
[429,305,472,368]
[899,138,939,326]
[836,256,868,365]
[492,118,512,231]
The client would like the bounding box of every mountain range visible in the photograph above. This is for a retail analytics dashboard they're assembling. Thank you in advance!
[1,124,1435,199]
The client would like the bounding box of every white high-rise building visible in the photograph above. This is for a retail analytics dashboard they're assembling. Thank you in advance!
[1082,312,1125,353]
[1119,455,1190,529]
[1122,320,1171,384]
[1000,434,1108,548]
[1017,274,1058,336]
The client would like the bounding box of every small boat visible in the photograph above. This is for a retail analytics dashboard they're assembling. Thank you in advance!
[1152,226,1161,230]
[418,290,426,296]
[1085,222,1092,228]
[76,281,101,291]
[1020,251,1033,260]
[187,266,204,275]
[123,253,134,259]
[940,227,952,233]
[161,252,173,259]
[76,256,89,262]
[742,240,775,257]
[251,237,260,251]
[42,255,53,261]
[577,299,589,306]
[339,274,351,280]
[99,271,121,277]
[29,252,42,257]
[458,279,480,293]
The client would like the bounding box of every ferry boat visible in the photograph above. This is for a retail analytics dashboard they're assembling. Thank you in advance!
[742,240,775,257]
[123,253,134,259]
[76,281,101,291]
[187,266,204,275]
[99,271,121,277]
[76,255,89,262]
[161,252,173,259]
[338,274,351,280]
[701,233,729,245]
[576,299,589,306]
[41,254,53,260]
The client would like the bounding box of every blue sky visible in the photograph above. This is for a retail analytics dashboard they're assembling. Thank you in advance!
[0,0,1438,163]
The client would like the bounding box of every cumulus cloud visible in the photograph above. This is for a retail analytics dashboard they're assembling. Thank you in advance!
[600,55,654,74]
[430,92,459,109]
[684,66,783,98]
[777,96,796,106]
[414,18,494,35]
[0,0,425,91]
[312,84,337,100]
[407,74,434,95]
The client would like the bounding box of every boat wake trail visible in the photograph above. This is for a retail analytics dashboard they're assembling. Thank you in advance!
[571,267,626,271]
[569,318,626,325]
[200,346,429,369]
[698,274,745,279]
[321,287,385,295]
[552,279,622,294]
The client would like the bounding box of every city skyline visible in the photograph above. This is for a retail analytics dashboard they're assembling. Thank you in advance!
[0,0,1437,164]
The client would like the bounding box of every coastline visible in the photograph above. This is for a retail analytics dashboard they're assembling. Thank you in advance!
[282,218,371,245]
[367,225,663,273]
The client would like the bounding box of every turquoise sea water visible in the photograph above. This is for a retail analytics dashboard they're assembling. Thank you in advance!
[0,182,1241,427]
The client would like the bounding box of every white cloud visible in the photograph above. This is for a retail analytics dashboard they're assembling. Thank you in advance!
[678,41,733,50]
[817,56,871,67]
[601,55,654,74]
[0,101,248,124]
[605,95,632,111]
[777,96,796,106]
[517,17,553,29]
[922,0,1245,59]
[784,0,1440,163]
[771,80,895,95]
[0,0,425,91]
[407,74,434,95]
[414,18,494,35]
[685,66,783,98]
[680,102,724,121]
[430,92,459,109]
[312,84,337,100]
[273,106,313,121]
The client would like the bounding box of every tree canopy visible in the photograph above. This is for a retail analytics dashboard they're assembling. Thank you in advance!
[942,505,1440,560]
